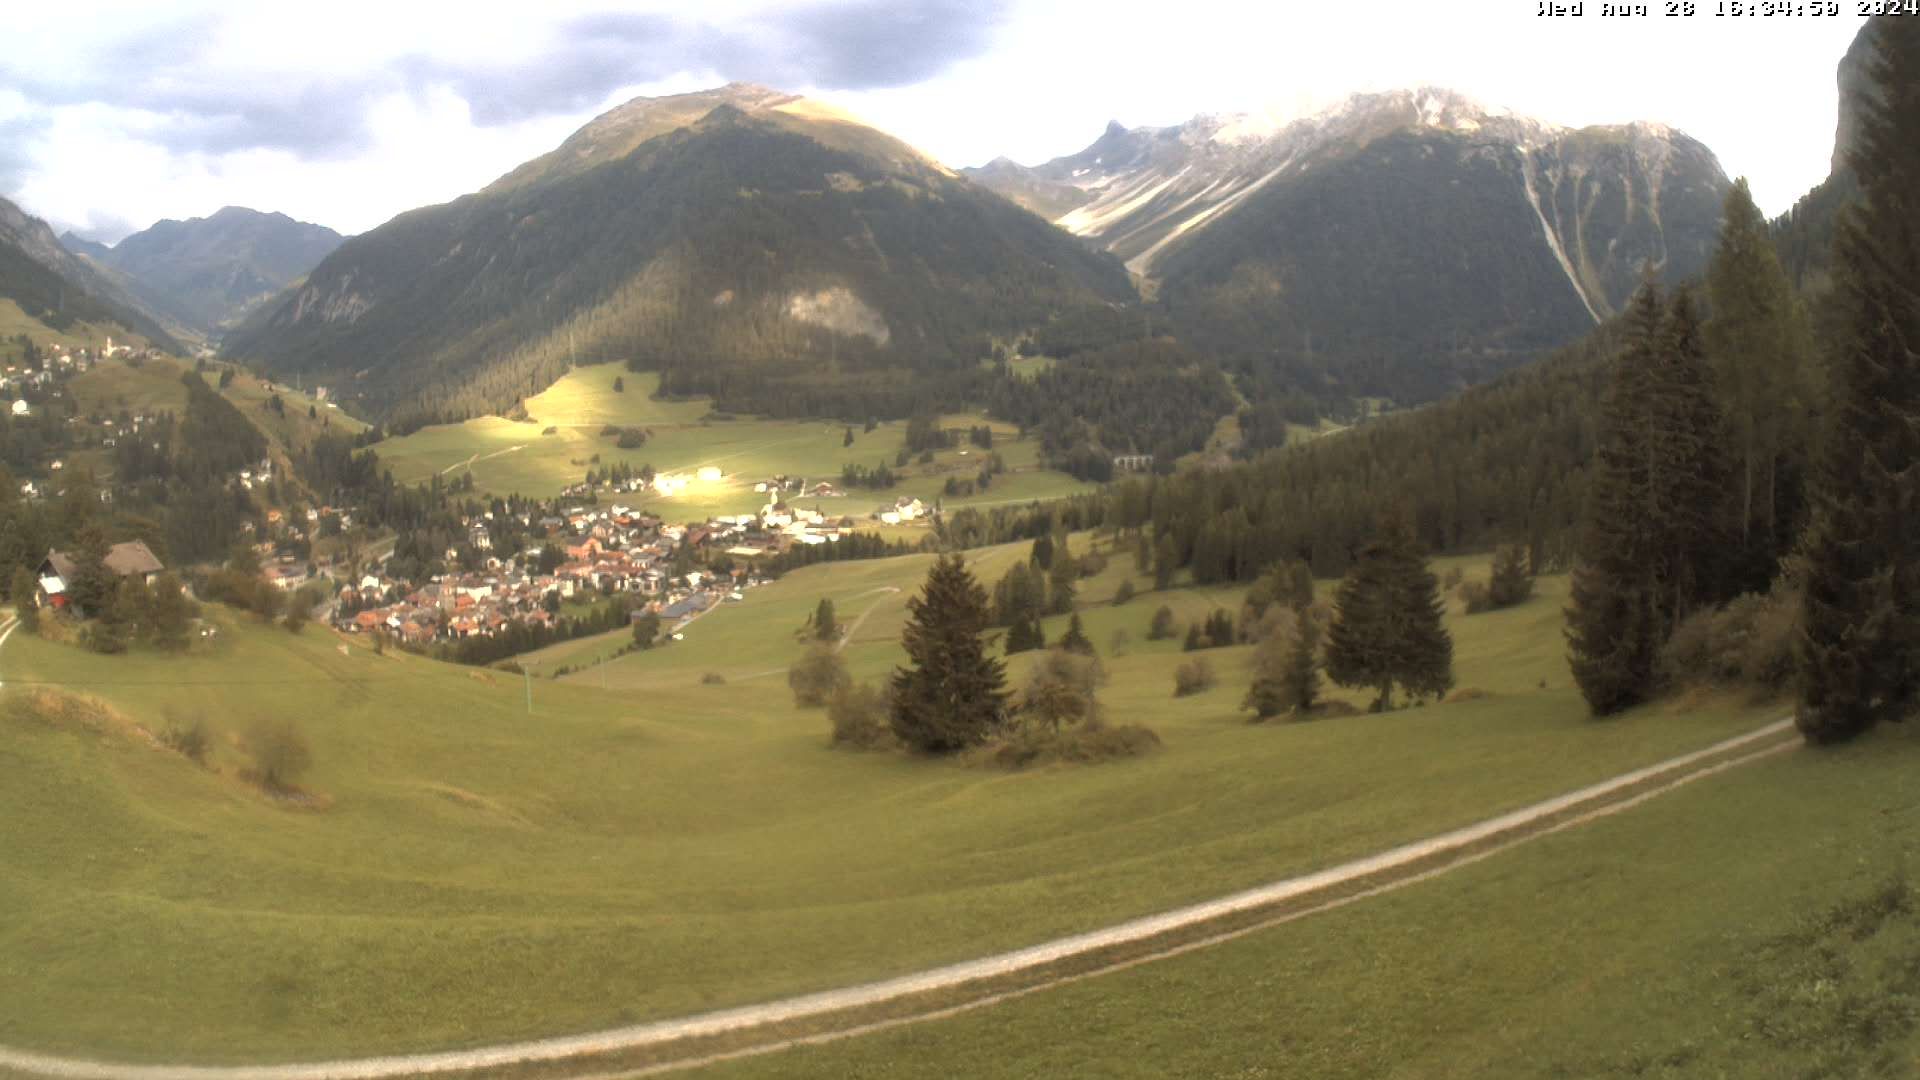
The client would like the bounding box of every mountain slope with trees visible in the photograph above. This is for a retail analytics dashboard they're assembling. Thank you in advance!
[969,89,1728,403]
[64,207,343,336]
[223,85,1134,429]
[0,196,185,352]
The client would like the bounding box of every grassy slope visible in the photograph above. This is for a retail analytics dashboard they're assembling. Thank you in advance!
[0,298,150,360]
[698,729,1920,1080]
[369,366,1094,514]
[0,544,1779,1063]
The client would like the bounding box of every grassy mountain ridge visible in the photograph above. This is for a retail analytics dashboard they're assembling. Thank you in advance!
[224,88,1133,426]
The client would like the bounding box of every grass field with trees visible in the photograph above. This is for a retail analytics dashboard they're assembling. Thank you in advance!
[0,537,1782,1062]
[368,366,1095,514]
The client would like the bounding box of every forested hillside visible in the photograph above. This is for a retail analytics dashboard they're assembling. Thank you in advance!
[0,197,184,352]
[223,88,1133,430]
[72,207,342,335]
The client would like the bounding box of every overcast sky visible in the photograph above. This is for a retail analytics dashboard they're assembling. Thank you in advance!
[1,0,1866,242]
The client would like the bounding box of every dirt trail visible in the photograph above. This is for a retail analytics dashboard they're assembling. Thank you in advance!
[0,719,1796,1080]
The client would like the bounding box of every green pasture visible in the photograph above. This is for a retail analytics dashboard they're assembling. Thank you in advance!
[703,714,1920,1080]
[367,366,1095,517]
[0,541,1781,1063]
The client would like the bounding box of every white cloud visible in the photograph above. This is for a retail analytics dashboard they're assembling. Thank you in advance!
[1,0,1869,239]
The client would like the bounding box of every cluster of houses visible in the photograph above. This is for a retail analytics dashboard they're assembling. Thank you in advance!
[330,494,870,646]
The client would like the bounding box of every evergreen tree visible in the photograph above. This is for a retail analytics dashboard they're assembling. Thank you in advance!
[1487,544,1534,609]
[1153,534,1178,590]
[1147,605,1175,640]
[1567,283,1667,716]
[148,573,192,651]
[1005,615,1045,655]
[991,562,1043,628]
[1796,17,1920,744]
[890,554,1008,753]
[65,523,114,617]
[11,566,39,635]
[1647,288,1735,628]
[1030,533,1055,571]
[1706,177,1818,573]
[1057,613,1094,655]
[811,597,839,641]
[1280,613,1323,715]
[1325,513,1453,711]
[1046,551,1077,615]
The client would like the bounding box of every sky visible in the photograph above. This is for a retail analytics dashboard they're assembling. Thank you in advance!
[0,0,1868,242]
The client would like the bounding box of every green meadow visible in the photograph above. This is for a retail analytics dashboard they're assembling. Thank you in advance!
[701,718,1920,1080]
[0,542,1782,1063]
[369,365,1095,516]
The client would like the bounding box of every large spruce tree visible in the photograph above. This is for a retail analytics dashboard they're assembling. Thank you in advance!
[890,554,1009,753]
[1567,283,1666,715]
[1795,17,1920,744]
[1648,287,1734,626]
[1325,513,1453,711]
[1705,177,1817,580]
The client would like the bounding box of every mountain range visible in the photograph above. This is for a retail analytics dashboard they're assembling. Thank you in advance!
[221,84,1134,425]
[61,207,343,338]
[967,88,1730,399]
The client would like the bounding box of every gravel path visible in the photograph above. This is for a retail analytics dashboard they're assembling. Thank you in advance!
[0,718,1796,1080]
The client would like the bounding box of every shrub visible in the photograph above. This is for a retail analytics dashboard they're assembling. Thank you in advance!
[1018,648,1105,733]
[160,710,213,765]
[1442,567,1465,590]
[829,682,894,749]
[1173,657,1217,697]
[701,672,727,685]
[989,719,1161,769]
[1112,580,1136,606]
[1443,687,1494,704]
[1460,580,1493,614]
[243,719,313,791]
[1660,590,1798,693]
[787,643,851,707]
[1147,605,1176,640]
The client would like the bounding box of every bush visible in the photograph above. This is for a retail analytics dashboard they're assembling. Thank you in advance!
[787,643,851,707]
[1112,580,1136,606]
[988,720,1161,769]
[701,672,727,685]
[1442,567,1465,590]
[1443,687,1494,704]
[1018,648,1104,732]
[1147,605,1176,640]
[160,710,212,765]
[243,719,313,791]
[828,682,893,749]
[1660,590,1798,693]
[1460,580,1493,614]
[1173,657,1217,697]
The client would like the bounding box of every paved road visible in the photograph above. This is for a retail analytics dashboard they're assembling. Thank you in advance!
[0,718,1796,1080]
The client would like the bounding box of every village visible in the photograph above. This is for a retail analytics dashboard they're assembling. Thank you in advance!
[327,479,932,651]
